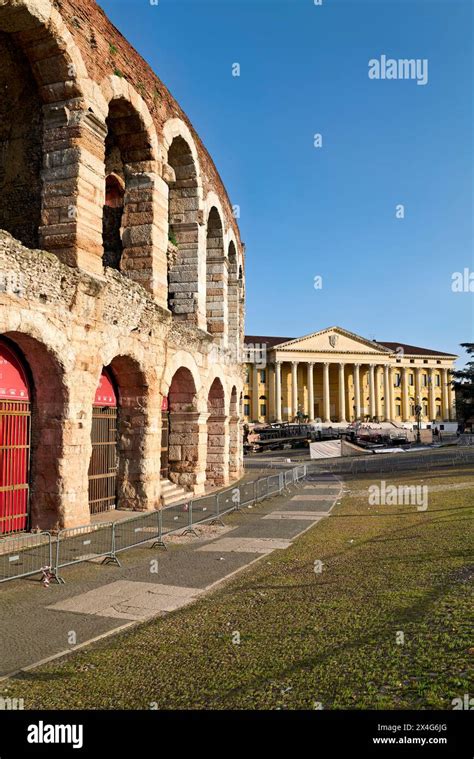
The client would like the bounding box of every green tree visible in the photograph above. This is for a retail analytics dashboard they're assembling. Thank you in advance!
[451,343,474,423]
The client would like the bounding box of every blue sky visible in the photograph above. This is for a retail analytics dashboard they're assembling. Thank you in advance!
[100,0,473,366]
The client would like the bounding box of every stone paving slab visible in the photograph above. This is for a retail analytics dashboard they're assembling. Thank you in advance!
[228,519,315,540]
[196,537,292,554]
[276,499,334,513]
[302,483,340,490]
[47,581,202,621]
[262,512,324,521]
[290,494,339,501]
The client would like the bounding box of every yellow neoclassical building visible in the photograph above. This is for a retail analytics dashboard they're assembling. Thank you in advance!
[243,327,457,426]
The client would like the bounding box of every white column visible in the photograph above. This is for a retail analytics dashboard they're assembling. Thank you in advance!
[251,364,259,421]
[415,367,422,408]
[384,364,391,421]
[353,363,361,420]
[375,366,383,420]
[291,361,298,420]
[429,367,437,421]
[402,366,410,421]
[442,368,450,421]
[339,362,346,422]
[275,361,282,422]
[307,362,315,421]
[447,369,456,421]
[323,362,331,423]
[369,364,376,419]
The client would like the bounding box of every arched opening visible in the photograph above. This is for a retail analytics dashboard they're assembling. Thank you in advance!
[94,356,149,511]
[395,396,402,418]
[1,332,67,531]
[206,377,227,486]
[0,31,42,248]
[0,338,31,534]
[168,367,199,490]
[422,397,429,418]
[206,208,227,342]
[228,385,240,480]
[166,136,200,319]
[88,369,118,515]
[102,173,125,269]
[227,241,239,355]
[103,97,154,279]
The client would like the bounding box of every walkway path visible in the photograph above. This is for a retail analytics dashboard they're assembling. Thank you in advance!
[0,472,342,679]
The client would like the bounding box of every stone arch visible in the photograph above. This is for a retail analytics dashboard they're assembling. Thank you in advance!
[0,0,86,251]
[206,376,229,487]
[161,118,205,323]
[206,206,227,344]
[227,239,240,356]
[103,354,150,511]
[165,135,201,320]
[102,90,162,294]
[167,366,201,491]
[162,351,202,403]
[0,1,113,275]
[0,329,68,531]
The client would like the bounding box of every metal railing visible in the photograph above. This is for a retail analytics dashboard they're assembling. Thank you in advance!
[309,447,474,477]
[0,464,307,585]
[0,532,52,584]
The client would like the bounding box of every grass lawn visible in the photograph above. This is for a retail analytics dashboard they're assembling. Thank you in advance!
[4,465,473,710]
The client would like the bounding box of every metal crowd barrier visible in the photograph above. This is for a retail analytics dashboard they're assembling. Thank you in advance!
[113,511,161,554]
[0,532,53,584]
[55,522,116,581]
[0,464,307,584]
[309,447,474,477]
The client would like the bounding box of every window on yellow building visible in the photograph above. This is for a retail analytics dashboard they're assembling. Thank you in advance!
[259,369,266,383]
[260,404,267,416]
[409,373,414,386]
[244,403,250,416]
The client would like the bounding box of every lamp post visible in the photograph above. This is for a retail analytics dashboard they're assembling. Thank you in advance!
[415,404,422,444]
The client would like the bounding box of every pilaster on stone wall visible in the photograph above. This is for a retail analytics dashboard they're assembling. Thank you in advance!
[167,221,200,319]
[168,410,205,492]
[121,163,168,306]
[40,107,106,277]
[228,415,240,480]
[206,256,229,346]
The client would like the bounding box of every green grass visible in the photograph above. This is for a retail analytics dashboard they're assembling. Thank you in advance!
[4,466,473,710]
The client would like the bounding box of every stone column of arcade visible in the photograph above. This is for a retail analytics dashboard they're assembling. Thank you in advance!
[275,361,282,422]
[338,362,346,423]
[323,362,331,423]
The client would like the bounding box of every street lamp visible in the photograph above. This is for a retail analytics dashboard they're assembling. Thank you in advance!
[415,404,422,444]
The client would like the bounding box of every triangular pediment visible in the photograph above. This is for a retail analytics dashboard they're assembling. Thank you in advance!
[275,327,392,355]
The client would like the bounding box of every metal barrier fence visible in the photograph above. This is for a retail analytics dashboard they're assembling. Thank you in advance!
[113,511,161,554]
[0,464,307,584]
[0,531,52,584]
[55,523,116,580]
[309,448,474,477]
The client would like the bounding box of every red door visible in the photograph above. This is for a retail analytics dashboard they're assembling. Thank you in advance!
[0,340,31,535]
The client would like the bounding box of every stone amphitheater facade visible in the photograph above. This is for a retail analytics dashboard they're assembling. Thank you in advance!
[0,0,245,531]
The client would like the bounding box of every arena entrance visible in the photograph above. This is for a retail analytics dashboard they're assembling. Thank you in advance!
[88,369,118,515]
[0,339,31,535]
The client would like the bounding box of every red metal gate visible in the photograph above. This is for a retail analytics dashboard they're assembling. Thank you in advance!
[0,340,31,535]
[88,369,118,515]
